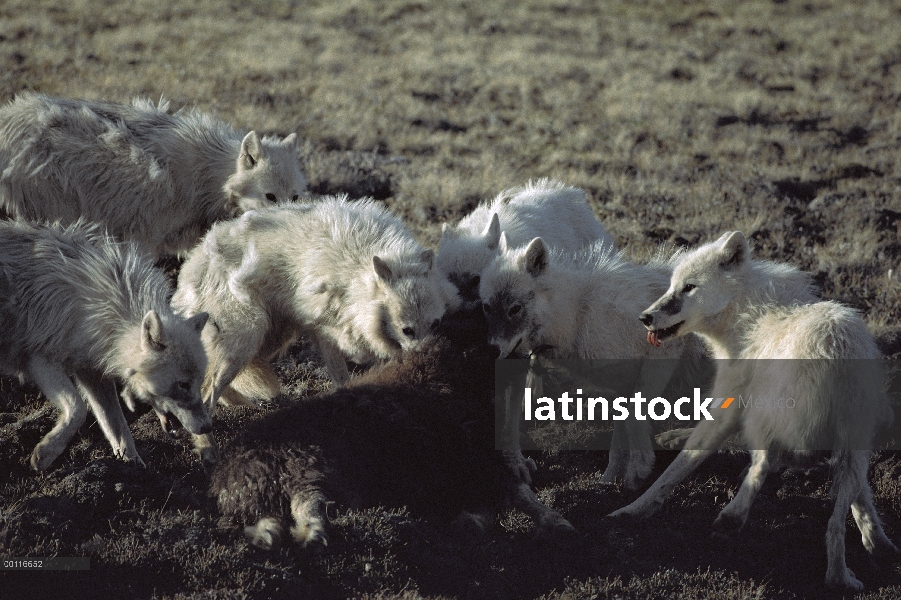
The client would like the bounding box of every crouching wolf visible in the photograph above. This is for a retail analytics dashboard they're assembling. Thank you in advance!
[0,221,211,471]
[479,236,706,489]
[0,93,307,258]
[436,179,614,308]
[173,197,458,461]
[210,310,575,550]
[611,231,897,590]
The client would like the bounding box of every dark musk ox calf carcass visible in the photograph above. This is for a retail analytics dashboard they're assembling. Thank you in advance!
[210,310,575,550]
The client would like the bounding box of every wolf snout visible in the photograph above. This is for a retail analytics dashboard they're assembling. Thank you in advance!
[488,344,501,360]
[639,312,654,327]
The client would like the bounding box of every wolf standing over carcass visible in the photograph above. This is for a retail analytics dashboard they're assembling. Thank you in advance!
[210,310,575,551]
[173,197,459,463]
[0,93,307,258]
[479,236,706,489]
[611,231,897,590]
[0,220,211,471]
[435,179,615,308]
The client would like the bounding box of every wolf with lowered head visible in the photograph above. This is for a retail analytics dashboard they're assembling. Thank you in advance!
[173,197,459,424]
[0,220,210,471]
[479,235,706,488]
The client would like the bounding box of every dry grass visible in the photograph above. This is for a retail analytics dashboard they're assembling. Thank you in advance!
[1,0,900,598]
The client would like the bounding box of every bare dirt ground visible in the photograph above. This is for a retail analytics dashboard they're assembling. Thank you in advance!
[1,0,900,598]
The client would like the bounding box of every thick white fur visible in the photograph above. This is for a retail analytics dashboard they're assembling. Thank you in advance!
[173,196,459,417]
[0,220,210,471]
[611,231,897,591]
[436,179,615,308]
[0,93,307,258]
[480,237,705,488]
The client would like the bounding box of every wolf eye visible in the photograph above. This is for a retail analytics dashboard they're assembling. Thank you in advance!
[482,303,492,315]
[402,327,416,339]
[508,304,522,317]
[265,193,277,202]
[682,284,696,294]
[177,381,191,391]
[430,319,441,331]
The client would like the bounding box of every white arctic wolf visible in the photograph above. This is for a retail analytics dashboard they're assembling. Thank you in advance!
[610,231,897,590]
[479,236,705,488]
[0,220,211,471]
[173,196,459,416]
[0,93,307,258]
[436,179,615,308]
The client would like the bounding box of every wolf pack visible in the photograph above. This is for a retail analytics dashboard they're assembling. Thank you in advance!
[0,93,896,590]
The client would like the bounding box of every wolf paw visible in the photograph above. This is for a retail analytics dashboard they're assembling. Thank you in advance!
[30,443,60,472]
[502,450,537,485]
[655,428,694,449]
[825,568,863,591]
[534,514,578,545]
[711,512,745,538]
[607,502,655,522]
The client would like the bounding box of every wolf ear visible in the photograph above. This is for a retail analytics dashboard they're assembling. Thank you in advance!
[483,213,501,250]
[440,222,458,240]
[717,231,748,270]
[283,132,298,148]
[373,255,393,282]
[498,231,509,254]
[142,310,166,352]
[187,312,209,334]
[420,249,434,270]
[522,237,549,277]
[240,131,263,169]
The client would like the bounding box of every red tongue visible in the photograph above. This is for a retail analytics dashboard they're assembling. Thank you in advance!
[647,330,662,348]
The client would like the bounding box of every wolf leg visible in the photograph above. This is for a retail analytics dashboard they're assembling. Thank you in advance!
[74,369,144,467]
[824,451,865,590]
[314,333,350,388]
[851,470,900,557]
[712,448,773,535]
[510,480,577,543]
[608,396,742,519]
[603,359,680,489]
[27,355,88,471]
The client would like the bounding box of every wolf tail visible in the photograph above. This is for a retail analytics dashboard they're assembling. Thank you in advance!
[221,358,281,406]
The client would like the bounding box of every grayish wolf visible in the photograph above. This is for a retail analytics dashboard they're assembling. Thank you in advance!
[612,231,897,590]
[173,197,458,443]
[0,93,307,258]
[435,179,614,308]
[479,236,706,488]
[0,220,211,471]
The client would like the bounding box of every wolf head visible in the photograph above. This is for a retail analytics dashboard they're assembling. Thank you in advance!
[367,249,459,357]
[479,235,550,358]
[225,131,308,213]
[640,231,749,346]
[120,309,212,435]
[435,213,502,309]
